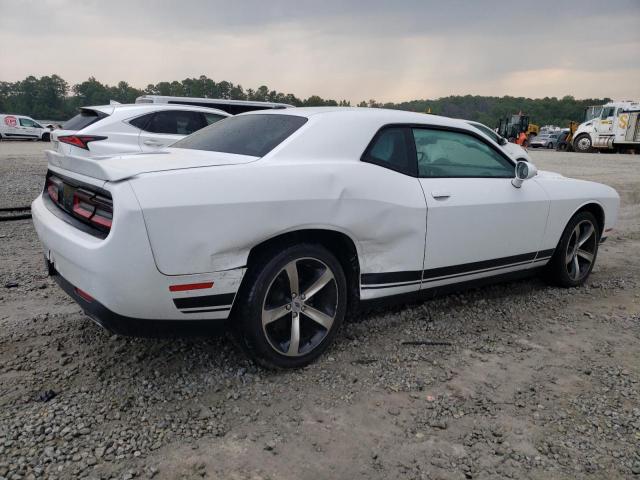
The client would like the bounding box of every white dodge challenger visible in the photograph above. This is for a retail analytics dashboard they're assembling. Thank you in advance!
[32,108,619,368]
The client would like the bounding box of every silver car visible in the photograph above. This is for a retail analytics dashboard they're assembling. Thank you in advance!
[530,133,561,149]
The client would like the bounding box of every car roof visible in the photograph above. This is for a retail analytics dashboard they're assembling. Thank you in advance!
[82,103,230,117]
[136,95,293,108]
[240,107,497,163]
[241,106,470,129]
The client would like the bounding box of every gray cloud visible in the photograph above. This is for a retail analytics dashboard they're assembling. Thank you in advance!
[1,0,638,101]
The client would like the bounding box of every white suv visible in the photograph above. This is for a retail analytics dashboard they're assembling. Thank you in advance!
[52,104,229,157]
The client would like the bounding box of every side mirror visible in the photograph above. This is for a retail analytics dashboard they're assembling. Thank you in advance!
[512,160,538,188]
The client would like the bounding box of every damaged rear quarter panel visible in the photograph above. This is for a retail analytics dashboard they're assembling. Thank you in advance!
[128,159,427,277]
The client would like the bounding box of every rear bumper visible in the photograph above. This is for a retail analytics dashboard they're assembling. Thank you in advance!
[32,183,245,323]
[51,264,227,337]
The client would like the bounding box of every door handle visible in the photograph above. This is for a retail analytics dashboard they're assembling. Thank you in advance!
[431,191,451,199]
[143,139,163,146]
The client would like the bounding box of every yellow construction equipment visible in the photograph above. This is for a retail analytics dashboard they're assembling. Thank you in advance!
[497,113,538,144]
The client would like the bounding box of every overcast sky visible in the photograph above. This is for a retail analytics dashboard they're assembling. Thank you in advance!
[1,0,639,102]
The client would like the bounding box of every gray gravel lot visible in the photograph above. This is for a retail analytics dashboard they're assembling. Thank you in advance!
[1,142,639,480]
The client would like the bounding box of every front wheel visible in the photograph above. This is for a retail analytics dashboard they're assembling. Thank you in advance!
[546,211,600,287]
[41,132,50,142]
[573,134,592,153]
[235,243,347,369]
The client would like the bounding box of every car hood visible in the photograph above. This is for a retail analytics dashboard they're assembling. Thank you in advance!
[536,169,565,179]
[45,147,259,182]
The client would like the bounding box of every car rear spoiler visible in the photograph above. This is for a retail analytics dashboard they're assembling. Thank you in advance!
[45,149,122,182]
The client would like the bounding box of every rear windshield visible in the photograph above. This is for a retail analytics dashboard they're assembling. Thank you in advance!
[62,110,106,130]
[172,114,307,157]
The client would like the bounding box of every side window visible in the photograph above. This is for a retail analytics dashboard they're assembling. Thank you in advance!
[204,113,225,125]
[145,111,206,135]
[413,128,513,178]
[19,118,36,127]
[601,107,615,119]
[362,127,415,176]
[129,113,154,130]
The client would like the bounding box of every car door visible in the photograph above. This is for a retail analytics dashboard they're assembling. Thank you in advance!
[595,106,616,134]
[138,110,207,152]
[414,127,550,290]
[18,117,38,138]
[358,126,428,299]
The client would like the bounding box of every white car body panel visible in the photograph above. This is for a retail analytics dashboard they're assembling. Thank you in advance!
[32,107,620,326]
[420,177,549,269]
[132,159,427,281]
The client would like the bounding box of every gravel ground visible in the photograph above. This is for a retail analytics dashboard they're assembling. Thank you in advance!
[1,141,639,480]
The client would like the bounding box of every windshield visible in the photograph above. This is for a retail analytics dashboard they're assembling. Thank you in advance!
[172,114,307,157]
[469,122,499,143]
[584,106,603,122]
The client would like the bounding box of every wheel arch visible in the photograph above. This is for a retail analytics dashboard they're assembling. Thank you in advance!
[244,228,362,314]
[571,201,605,237]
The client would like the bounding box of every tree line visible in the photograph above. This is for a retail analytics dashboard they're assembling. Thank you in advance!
[0,74,610,127]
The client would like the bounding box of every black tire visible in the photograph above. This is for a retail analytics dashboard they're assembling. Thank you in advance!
[41,132,50,142]
[545,211,600,287]
[547,142,554,149]
[234,243,347,369]
[573,134,593,153]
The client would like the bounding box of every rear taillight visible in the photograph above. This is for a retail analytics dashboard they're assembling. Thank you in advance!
[46,176,62,202]
[72,189,113,231]
[58,135,107,150]
[45,172,113,234]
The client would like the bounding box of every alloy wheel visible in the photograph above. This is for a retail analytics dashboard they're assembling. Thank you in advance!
[261,258,338,357]
[565,220,597,281]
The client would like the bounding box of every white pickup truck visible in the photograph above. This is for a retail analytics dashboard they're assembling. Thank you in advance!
[573,101,640,153]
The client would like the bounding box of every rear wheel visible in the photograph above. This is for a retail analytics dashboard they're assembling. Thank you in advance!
[235,243,347,369]
[546,211,599,287]
[41,132,50,142]
[547,142,554,149]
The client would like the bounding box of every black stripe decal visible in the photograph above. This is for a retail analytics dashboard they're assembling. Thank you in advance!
[422,252,537,281]
[422,259,535,284]
[362,280,422,290]
[536,249,555,258]
[4,133,39,138]
[173,293,235,309]
[361,250,557,288]
[361,270,423,285]
[180,307,231,314]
